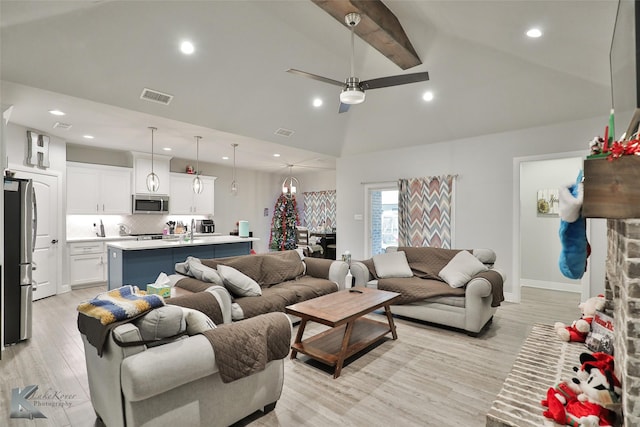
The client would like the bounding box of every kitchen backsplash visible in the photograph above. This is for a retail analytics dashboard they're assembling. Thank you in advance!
[67,214,211,238]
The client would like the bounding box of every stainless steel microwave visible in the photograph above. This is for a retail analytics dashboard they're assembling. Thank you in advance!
[132,195,169,214]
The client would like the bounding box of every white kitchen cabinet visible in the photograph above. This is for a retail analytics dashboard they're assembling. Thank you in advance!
[169,173,216,215]
[132,153,171,196]
[67,163,131,214]
[68,242,107,287]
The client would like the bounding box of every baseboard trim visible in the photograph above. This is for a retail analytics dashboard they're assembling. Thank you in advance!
[521,279,581,293]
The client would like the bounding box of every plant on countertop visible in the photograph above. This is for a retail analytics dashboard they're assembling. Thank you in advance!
[269,193,300,251]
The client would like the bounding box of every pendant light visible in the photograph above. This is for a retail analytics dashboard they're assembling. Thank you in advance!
[282,164,299,197]
[146,127,160,192]
[192,136,203,194]
[231,143,238,196]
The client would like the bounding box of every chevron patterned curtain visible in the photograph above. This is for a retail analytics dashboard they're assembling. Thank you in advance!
[398,175,454,248]
[303,190,336,232]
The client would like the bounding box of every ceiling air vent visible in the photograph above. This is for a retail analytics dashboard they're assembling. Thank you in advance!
[53,122,72,130]
[274,128,295,138]
[140,88,173,105]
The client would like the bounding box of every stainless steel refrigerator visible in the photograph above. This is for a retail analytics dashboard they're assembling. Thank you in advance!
[3,177,37,345]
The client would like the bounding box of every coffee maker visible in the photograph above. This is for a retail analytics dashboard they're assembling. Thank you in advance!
[200,219,215,233]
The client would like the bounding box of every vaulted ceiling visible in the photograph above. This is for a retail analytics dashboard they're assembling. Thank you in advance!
[0,1,618,171]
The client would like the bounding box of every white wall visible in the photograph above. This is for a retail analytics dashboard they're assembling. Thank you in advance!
[6,122,68,174]
[520,157,583,289]
[292,169,336,193]
[336,115,608,299]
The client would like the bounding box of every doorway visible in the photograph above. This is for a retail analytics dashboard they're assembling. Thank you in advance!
[513,152,604,303]
[9,166,61,300]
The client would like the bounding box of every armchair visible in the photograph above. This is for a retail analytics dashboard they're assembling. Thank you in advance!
[80,298,291,427]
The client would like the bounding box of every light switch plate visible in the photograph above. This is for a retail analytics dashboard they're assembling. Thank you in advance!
[354,214,363,221]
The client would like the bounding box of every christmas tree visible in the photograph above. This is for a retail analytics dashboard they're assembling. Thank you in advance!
[269,193,300,251]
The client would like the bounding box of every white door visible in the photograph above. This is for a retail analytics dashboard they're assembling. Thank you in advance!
[14,169,59,301]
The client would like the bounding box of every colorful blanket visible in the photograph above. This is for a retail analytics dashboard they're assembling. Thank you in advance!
[77,285,165,325]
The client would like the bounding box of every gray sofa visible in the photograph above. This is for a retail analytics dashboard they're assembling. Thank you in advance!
[80,301,291,427]
[169,249,349,323]
[350,246,505,335]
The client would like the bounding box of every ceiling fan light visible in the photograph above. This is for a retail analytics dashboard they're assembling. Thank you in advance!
[340,88,365,105]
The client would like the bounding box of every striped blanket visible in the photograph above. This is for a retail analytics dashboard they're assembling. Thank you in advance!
[77,285,165,325]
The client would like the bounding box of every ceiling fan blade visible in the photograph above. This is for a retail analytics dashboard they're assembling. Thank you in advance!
[286,69,345,87]
[360,72,429,90]
[338,102,350,114]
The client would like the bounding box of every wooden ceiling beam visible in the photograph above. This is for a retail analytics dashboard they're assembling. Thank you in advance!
[311,0,422,70]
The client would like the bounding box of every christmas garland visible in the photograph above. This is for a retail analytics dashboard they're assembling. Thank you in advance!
[588,110,640,161]
[589,136,640,161]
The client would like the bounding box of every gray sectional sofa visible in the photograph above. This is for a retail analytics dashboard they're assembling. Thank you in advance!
[350,246,505,335]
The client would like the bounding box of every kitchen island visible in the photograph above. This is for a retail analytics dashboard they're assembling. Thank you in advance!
[107,236,259,290]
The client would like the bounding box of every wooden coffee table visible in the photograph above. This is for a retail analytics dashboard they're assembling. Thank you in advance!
[285,287,400,378]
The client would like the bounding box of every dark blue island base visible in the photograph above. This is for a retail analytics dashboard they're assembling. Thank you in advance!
[108,241,251,290]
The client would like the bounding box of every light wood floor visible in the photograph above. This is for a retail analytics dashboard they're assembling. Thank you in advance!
[0,286,580,427]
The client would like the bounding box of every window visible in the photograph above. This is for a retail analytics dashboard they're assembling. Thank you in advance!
[365,185,398,257]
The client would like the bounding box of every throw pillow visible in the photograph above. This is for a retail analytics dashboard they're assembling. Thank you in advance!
[188,258,224,286]
[438,250,488,288]
[179,307,216,335]
[174,261,189,275]
[217,264,262,297]
[134,305,186,347]
[175,256,201,276]
[373,251,413,278]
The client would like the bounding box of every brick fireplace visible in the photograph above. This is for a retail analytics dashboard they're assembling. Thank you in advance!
[605,219,640,425]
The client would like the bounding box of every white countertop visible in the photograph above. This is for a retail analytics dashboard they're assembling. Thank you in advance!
[67,233,220,243]
[107,235,259,251]
[67,236,138,243]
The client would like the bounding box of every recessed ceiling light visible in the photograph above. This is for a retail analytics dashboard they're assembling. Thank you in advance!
[422,91,434,102]
[49,109,65,116]
[312,98,323,107]
[526,28,542,38]
[180,41,195,55]
[222,156,229,160]
[162,147,172,151]
[273,153,281,157]
[83,135,94,139]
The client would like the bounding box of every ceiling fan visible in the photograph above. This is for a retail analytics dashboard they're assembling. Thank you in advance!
[287,12,429,113]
